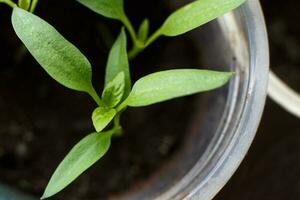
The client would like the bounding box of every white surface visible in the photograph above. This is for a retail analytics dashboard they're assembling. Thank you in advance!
[268,71,300,119]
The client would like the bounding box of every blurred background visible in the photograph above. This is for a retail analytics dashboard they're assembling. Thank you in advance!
[215,0,300,199]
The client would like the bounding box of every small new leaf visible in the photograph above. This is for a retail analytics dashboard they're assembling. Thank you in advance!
[102,72,125,108]
[11,8,96,96]
[92,107,116,132]
[160,0,246,36]
[105,29,131,99]
[18,0,31,10]
[41,131,113,199]
[77,0,124,20]
[126,69,233,107]
[137,18,150,43]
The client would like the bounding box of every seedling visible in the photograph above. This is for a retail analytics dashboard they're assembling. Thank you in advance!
[0,0,246,198]
[78,0,246,59]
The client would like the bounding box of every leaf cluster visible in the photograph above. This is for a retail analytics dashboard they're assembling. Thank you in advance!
[78,0,246,58]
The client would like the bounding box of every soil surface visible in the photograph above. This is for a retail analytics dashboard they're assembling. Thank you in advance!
[0,0,201,199]
[215,0,300,199]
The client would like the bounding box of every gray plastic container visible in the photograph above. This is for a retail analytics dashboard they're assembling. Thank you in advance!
[117,0,269,199]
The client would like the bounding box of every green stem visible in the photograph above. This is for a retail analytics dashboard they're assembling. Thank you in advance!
[29,0,39,12]
[106,124,122,138]
[112,126,122,136]
[112,111,123,136]
[128,28,162,60]
[121,14,137,44]
[120,14,148,60]
[113,113,121,127]
[119,14,162,60]
[145,28,162,47]
[0,0,17,8]
[116,99,128,113]
[128,43,144,60]
[88,88,103,107]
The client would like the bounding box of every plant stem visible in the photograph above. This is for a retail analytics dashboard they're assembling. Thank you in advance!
[120,14,148,60]
[0,0,17,8]
[119,13,163,60]
[113,113,121,127]
[128,43,144,60]
[88,88,103,107]
[145,28,162,47]
[128,28,162,60]
[112,112,123,136]
[121,14,137,44]
[29,0,39,12]
[116,99,128,113]
[110,123,122,136]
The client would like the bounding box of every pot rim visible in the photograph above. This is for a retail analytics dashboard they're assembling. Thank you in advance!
[157,0,269,199]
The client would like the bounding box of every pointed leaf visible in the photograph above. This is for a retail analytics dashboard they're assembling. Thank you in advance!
[105,29,131,99]
[77,0,124,20]
[41,131,113,199]
[92,107,116,132]
[12,8,96,95]
[102,72,125,108]
[160,0,246,36]
[137,18,150,43]
[126,69,233,107]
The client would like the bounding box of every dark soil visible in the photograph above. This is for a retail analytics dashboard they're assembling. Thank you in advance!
[215,0,300,199]
[0,0,202,199]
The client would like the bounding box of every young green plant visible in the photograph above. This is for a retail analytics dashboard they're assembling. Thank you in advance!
[0,0,247,198]
[77,0,246,59]
[0,0,39,11]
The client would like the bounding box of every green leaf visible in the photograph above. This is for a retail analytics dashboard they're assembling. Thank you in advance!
[41,131,113,199]
[102,72,125,108]
[18,0,31,10]
[160,0,246,36]
[92,107,116,132]
[11,8,97,96]
[126,69,233,107]
[105,29,131,99]
[137,18,150,43]
[77,0,124,20]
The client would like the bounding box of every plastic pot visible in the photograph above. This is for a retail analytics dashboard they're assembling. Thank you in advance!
[0,0,268,199]
[115,0,269,199]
